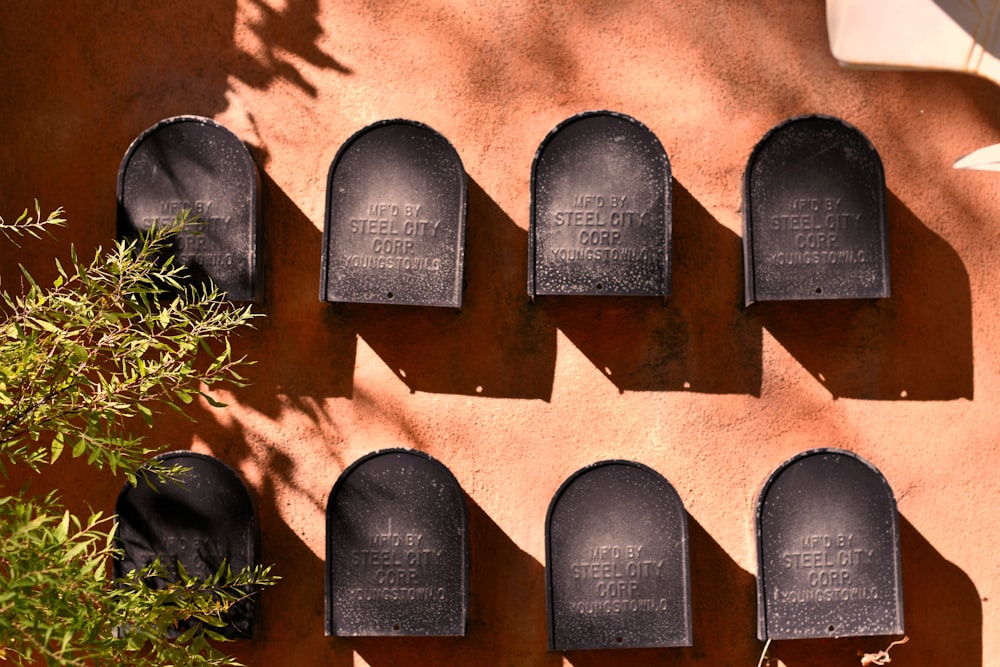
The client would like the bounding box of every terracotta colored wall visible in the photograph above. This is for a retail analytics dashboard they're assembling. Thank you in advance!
[1,1,997,665]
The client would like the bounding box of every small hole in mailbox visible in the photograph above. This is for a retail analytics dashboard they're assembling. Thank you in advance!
[386,292,394,299]
[393,623,401,631]
[815,287,822,294]
[595,283,604,290]
[616,636,623,644]
[828,625,836,633]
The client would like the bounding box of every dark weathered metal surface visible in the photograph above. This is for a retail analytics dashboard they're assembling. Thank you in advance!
[114,451,260,638]
[743,114,889,304]
[756,448,904,640]
[117,116,262,302]
[546,460,691,650]
[320,120,467,307]
[326,449,468,636]
[529,110,671,297]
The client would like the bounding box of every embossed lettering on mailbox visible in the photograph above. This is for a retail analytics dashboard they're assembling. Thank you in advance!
[743,114,889,304]
[756,448,903,640]
[326,449,468,636]
[115,451,260,638]
[529,110,671,297]
[546,460,691,650]
[117,116,262,302]
[320,120,467,307]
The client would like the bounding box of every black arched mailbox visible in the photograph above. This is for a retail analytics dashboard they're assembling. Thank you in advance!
[743,114,889,304]
[114,451,261,638]
[320,120,467,307]
[326,449,468,636]
[755,448,903,640]
[117,116,262,302]
[546,460,691,650]
[529,110,671,298]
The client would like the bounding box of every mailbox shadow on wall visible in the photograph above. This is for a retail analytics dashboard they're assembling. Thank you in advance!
[752,193,972,400]
[771,514,982,665]
[252,170,359,402]
[531,111,761,395]
[757,449,981,666]
[323,120,556,398]
[348,495,560,667]
[159,171,355,664]
[556,488,762,667]
[541,181,761,395]
[744,115,971,400]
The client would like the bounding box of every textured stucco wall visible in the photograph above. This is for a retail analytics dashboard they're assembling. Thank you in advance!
[2,1,998,665]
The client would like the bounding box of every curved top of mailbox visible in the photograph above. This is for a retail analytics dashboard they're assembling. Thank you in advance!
[545,458,688,571]
[327,447,467,505]
[530,110,670,175]
[326,118,466,183]
[326,447,468,538]
[117,115,259,191]
[744,113,885,187]
[115,449,258,544]
[545,458,685,523]
[754,448,898,528]
[531,110,668,165]
[115,448,255,505]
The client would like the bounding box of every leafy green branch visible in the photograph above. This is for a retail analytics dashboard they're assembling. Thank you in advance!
[0,201,66,246]
[0,206,276,667]
[0,210,255,481]
[0,491,277,667]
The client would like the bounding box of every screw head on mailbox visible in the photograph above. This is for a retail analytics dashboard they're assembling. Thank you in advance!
[743,114,890,305]
[117,116,262,302]
[755,448,904,640]
[546,460,692,650]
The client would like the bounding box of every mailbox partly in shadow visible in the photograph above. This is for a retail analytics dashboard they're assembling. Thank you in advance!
[546,460,691,650]
[117,116,262,302]
[325,449,469,636]
[114,451,261,638]
[743,114,889,305]
[755,448,904,640]
[320,120,467,307]
[529,110,672,298]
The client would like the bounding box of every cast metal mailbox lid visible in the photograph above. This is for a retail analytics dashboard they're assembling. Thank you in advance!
[320,119,467,307]
[117,115,262,302]
[743,114,889,304]
[114,451,261,638]
[546,460,691,650]
[326,449,469,636]
[529,110,671,297]
[755,449,903,640]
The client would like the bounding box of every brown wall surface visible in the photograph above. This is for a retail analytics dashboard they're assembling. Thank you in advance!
[1,1,998,665]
